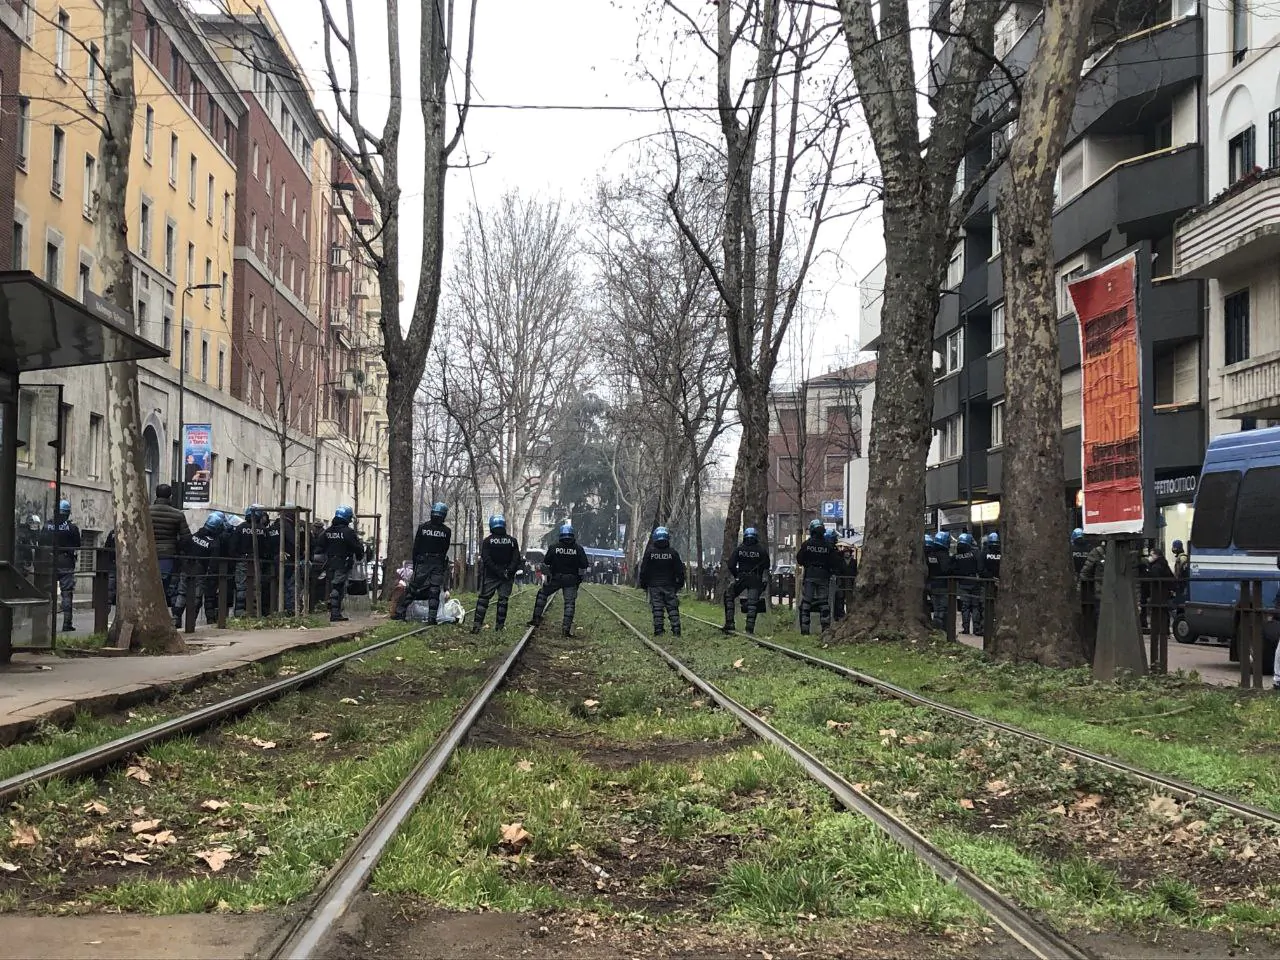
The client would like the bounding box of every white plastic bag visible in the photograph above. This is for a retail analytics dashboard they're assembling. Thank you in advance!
[439,598,464,623]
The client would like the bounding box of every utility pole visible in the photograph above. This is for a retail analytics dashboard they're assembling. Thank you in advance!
[176,282,220,508]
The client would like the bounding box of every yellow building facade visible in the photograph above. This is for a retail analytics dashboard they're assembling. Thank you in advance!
[13,0,245,386]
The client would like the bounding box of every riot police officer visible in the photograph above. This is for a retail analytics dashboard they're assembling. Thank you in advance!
[1070,528,1091,579]
[952,532,980,635]
[530,523,589,635]
[394,502,452,623]
[472,514,521,633]
[45,500,81,632]
[323,506,364,622]
[723,527,770,634]
[925,531,952,629]
[267,505,299,615]
[173,512,225,627]
[795,519,835,635]
[235,505,270,617]
[977,531,1001,636]
[639,526,685,636]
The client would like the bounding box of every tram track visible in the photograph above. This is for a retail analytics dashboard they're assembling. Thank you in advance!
[607,586,1280,827]
[587,589,1091,960]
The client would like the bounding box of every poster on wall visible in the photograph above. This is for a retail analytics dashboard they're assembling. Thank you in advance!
[182,423,212,508]
[1067,253,1145,535]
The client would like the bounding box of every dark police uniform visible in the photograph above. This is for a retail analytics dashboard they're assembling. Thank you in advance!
[724,538,770,633]
[395,518,452,623]
[924,538,951,628]
[473,531,522,631]
[951,538,980,634]
[45,511,81,630]
[173,522,222,626]
[323,518,365,621]
[531,538,589,633]
[639,541,685,635]
[978,539,1001,635]
[795,532,835,635]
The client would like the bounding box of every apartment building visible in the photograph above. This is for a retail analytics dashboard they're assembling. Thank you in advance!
[0,2,21,269]
[925,0,1207,548]
[1173,0,1280,439]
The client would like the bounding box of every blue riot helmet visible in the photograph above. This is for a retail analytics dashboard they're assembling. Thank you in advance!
[1071,527,1085,542]
[206,511,226,530]
[924,534,936,548]
[247,503,265,520]
[809,518,825,535]
[57,499,72,515]
[824,528,838,544]
[430,501,448,521]
[935,531,952,548]
[958,532,975,546]
[743,527,759,542]
[335,505,354,521]
[559,523,574,540]
[986,532,1000,546]
[489,514,506,532]
[653,526,670,542]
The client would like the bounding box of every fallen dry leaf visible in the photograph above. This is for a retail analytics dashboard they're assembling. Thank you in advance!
[131,819,162,835]
[250,737,276,750]
[1145,795,1181,822]
[1239,843,1257,862]
[985,779,1011,795]
[1049,804,1068,816]
[582,699,600,710]
[200,799,230,811]
[146,831,176,846]
[121,852,149,865]
[196,849,235,872]
[500,822,532,852]
[732,659,745,669]
[74,834,101,850]
[125,765,152,784]
[339,697,359,705]
[0,861,17,873]
[959,799,975,810]
[516,760,534,773]
[1071,793,1103,814]
[8,822,40,848]
[825,719,852,734]
[83,800,109,816]
[901,790,921,801]
[751,750,765,761]
[878,728,898,739]
[310,732,332,742]
[254,845,273,857]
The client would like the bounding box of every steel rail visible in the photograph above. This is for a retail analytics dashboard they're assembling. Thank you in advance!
[608,587,1280,826]
[588,591,1091,960]
[268,623,536,959]
[0,623,432,804]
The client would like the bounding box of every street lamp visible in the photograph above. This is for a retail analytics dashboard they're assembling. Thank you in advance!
[176,282,221,508]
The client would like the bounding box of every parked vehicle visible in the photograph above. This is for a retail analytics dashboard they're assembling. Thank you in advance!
[770,563,795,602]
[1182,427,1280,663]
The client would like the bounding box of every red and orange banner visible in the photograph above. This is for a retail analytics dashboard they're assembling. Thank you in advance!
[1068,254,1145,535]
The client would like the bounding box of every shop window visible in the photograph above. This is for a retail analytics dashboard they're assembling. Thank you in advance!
[1190,471,1240,549]
[1233,466,1280,550]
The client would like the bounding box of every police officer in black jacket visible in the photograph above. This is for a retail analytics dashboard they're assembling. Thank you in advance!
[235,505,270,617]
[795,519,835,635]
[723,526,770,634]
[45,500,81,632]
[472,514,521,633]
[925,531,952,629]
[267,506,299,615]
[394,501,452,624]
[173,512,226,627]
[951,532,980,635]
[323,506,364,621]
[639,526,685,636]
[530,523,589,635]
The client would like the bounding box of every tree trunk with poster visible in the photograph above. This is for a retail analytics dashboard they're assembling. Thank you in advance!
[989,0,1099,667]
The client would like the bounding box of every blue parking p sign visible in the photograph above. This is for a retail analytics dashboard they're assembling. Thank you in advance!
[821,500,843,521]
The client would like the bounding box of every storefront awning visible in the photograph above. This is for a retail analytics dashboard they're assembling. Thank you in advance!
[0,271,167,374]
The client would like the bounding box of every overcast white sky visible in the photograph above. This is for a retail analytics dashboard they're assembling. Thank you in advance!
[275,0,885,381]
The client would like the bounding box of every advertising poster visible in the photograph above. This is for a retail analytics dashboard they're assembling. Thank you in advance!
[1067,253,1145,535]
[182,423,212,508]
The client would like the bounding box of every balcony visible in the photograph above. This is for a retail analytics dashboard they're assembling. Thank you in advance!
[1053,145,1202,260]
[1219,351,1280,420]
[1174,171,1280,280]
[934,288,960,337]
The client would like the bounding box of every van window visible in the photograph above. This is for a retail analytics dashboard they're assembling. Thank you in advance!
[1190,471,1241,549]
[1233,466,1280,551]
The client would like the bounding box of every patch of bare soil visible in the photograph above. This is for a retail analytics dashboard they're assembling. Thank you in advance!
[0,911,274,960]
[319,894,997,960]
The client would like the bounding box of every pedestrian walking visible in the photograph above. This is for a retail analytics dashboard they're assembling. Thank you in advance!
[472,514,521,633]
[44,500,81,632]
[723,526,770,634]
[172,512,225,627]
[953,532,980,635]
[1171,539,1190,605]
[530,523,588,635]
[149,484,190,613]
[393,502,452,623]
[796,519,835,635]
[323,506,364,622]
[639,526,684,636]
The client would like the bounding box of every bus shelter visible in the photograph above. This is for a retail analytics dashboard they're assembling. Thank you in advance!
[0,272,168,663]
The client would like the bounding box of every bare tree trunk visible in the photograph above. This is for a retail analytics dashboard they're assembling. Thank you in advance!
[99,0,180,653]
[991,0,1098,666]
[718,432,748,591]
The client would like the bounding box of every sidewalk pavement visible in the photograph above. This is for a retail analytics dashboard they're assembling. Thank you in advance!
[0,615,379,745]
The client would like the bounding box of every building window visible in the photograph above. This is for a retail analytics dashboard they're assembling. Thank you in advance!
[77,258,90,300]
[82,154,96,220]
[182,327,191,373]
[938,414,963,461]
[990,400,1004,448]
[990,210,1000,258]
[990,302,1005,352]
[1062,368,1083,429]
[1229,127,1256,182]
[169,134,179,185]
[217,347,226,390]
[1269,109,1280,170]
[200,336,209,382]
[87,43,100,106]
[1225,289,1251,365]
[11,220,25,271]
[223,192,231,238]
[162,311,171,352]
[1058,265,1086,317]
[88,413,103,480]
[139,201,152,258]
[207,174,215,222]
[203,259,213,305]
[250,212,258,251]
[143,14,158,60]
[164,222,176,276]
[16,98,29,170]
[941,327,964,377]
[187,155,197,205]
[252,142,259,178]
[143,107,154,162]
[264,161,272,195]
[51,127,65,196]
[220,271,228,317]
[1153,339,1200,407]
[44,239,61,286]
[54,9,69,73]
[248,293,256,332]
[58,403,72,474]
[20,0,33,40]
[946,240,964,289]
[1231,0,1248,64]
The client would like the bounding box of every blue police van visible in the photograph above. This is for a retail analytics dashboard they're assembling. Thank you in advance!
[1180,427,1280,662]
